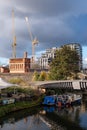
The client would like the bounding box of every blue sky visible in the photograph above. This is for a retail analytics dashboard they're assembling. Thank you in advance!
[82,46,87,67]
[0,0,87,67]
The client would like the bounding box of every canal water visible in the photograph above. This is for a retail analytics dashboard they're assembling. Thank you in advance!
[0,98,87,130]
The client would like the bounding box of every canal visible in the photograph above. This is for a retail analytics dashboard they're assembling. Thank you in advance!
[0,98,87,130]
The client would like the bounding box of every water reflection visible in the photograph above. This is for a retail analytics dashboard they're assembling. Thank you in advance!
[1,101,87,130]
[44,106,55,112]
[0,108,50,130]
[44,102,87,130]
[43,105,81,122]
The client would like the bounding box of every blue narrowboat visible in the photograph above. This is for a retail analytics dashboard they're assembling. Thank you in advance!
[42,95,56,106]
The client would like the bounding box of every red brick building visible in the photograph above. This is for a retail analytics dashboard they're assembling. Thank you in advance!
[9,52,30,73]
[0,66,9,73]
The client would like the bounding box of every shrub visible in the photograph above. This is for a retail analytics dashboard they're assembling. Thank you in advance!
[32,71,40,81]
[39,71,47,81]
[9,78,23,84]
[46,90,55,95]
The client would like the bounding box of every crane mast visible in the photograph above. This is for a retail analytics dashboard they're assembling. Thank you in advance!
[12,9,17,58]
[25,17,38,63]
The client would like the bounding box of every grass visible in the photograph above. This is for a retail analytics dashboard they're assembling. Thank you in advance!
[0,96,42,118]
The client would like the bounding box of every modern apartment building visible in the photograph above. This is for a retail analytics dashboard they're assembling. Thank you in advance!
[38,43,82,70]
[38,47,59,69]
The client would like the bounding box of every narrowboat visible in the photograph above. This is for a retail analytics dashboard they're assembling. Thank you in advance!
[56,94,82,107]
[71,94,82,105]
[42,95,56,106]
[42,94,82,107]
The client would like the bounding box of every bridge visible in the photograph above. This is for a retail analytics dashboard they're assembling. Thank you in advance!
[31,80,87,90]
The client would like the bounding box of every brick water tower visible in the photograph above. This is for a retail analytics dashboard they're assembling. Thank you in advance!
[9,52,30,73]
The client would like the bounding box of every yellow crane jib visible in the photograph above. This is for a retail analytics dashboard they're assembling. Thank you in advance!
[12,9,17,58]
[25,17,39,63]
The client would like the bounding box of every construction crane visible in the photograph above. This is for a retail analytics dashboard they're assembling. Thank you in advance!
[25,17,38,63]
[12,9,17,58]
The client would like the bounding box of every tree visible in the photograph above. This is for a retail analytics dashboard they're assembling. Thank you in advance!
[49,46,80,80]
[32,71,40,81]
[39,71,47,81]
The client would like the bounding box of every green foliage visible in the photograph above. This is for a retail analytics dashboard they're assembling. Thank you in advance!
[32,71,40,81]
[32,71,48,81]
[46,89,55,95]
[45,72,52,80]
[2,87,15,94]
[0,96,43,118]
[9,78,23,84]
[39,71,47,81]
[49,46,80,80]
[5,87,36,96]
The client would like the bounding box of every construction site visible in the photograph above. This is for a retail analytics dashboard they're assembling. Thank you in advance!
[8,10,39,74]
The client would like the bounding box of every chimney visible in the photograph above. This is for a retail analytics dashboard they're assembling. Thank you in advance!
[24,52,27,58]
